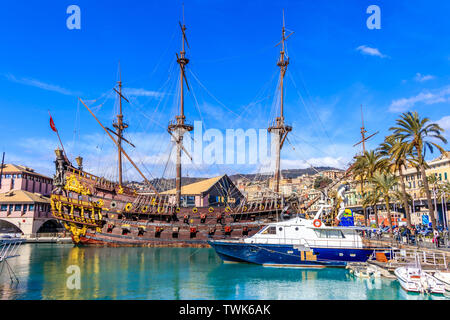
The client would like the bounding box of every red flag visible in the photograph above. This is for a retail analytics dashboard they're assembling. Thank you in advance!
[50,116,57,132]
[49,112,58,132]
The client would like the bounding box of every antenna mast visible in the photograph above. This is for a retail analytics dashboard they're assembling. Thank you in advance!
[168,5,193,207]
[0,152,4,189]
[268,9,293,194]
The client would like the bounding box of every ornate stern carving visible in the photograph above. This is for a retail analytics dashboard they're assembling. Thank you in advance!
[65,175,92,195]
[53,148,67,195]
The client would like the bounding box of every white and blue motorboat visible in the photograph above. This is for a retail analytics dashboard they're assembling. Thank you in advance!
[208,218,380,268]
[209,187,386,268]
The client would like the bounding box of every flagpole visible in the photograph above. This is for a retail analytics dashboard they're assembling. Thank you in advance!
[48,110,68,161]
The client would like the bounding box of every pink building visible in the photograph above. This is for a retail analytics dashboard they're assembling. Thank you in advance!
[0,164,60,236]
[0,164,53,195]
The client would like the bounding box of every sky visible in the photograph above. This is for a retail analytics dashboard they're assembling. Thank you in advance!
[0,0,449,182]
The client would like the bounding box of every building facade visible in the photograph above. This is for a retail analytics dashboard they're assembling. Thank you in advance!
[0,164,61,236]
[345,151,450,227]
[160,175,243,207]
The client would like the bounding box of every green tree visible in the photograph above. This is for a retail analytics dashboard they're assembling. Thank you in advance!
[362,190,383,228]
[378,135,413,228]
[370,172,399,234]
[350,150,387,226]
[390,111,447,230]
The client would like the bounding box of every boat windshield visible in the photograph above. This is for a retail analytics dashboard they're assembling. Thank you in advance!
[314,229,345,239]
[257,226,277,235]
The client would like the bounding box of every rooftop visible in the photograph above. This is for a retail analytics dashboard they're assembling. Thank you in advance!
[0,164,52,180]
[161,175,226,195]
[0,190,51,204]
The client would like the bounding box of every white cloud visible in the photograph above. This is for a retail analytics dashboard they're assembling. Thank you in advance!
[436,115,450,139]
[123,88,165,97]
[414,73,435,82]
[282,157,349,170]
[5,74,78,96]
[389,86,450,112]
[356,45,388,58]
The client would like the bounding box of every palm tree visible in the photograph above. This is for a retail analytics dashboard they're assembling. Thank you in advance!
[371,172,399,234]
[378,135,413,228]
[350,150,387,226]
[390,111,447,230]
[437,181,450,228]
[420,174,442,225]
[362,190,383,228]
[350,155,368,224]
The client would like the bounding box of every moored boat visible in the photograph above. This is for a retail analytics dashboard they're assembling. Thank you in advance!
[208,216,383,268]
[432,271,450,292]
[394,267,446,294]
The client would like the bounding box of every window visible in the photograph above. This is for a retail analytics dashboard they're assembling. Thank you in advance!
[445,172,448,180]
[0,205,7,211]
[14,204,22,211]
[261,226,277,235]
[23,204,27,212]
[186,196,195,206]
[314,229,345,239]
[28,204,34,211]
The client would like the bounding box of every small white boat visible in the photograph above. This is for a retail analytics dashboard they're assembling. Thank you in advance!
[394,267,446,294]
[432,271,450,292]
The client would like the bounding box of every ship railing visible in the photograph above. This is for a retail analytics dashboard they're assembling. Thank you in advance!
[0,238,24,282]
[0,239,24,262]
[253,237,364,249]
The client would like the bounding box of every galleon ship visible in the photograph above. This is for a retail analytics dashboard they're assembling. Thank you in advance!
[50,13,348,247]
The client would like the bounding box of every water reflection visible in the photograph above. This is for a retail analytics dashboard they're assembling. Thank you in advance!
[0,244,447,300]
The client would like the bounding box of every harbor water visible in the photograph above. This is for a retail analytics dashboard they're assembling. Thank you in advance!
[0,244,447,300]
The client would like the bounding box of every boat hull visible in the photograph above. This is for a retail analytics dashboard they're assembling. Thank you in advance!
[208,240,375,267]
[78,231,212,247]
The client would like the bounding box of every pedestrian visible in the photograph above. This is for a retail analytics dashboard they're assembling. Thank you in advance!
[410,227,415,245]
[433,229,440,248]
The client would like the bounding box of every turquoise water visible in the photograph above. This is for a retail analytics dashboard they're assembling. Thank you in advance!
[0,244,447,300]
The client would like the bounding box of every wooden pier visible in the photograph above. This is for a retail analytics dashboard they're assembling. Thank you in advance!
[347,240,450,279]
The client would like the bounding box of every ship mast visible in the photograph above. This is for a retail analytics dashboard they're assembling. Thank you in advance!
[112,64,129,187]
[168,6,193,207]
[353,104,378,154]
[268,10,293,194]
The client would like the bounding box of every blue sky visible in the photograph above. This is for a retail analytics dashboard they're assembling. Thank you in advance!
[1,0,449,181]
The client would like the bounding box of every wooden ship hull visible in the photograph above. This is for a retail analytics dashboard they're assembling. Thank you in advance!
[51,154,300,247]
